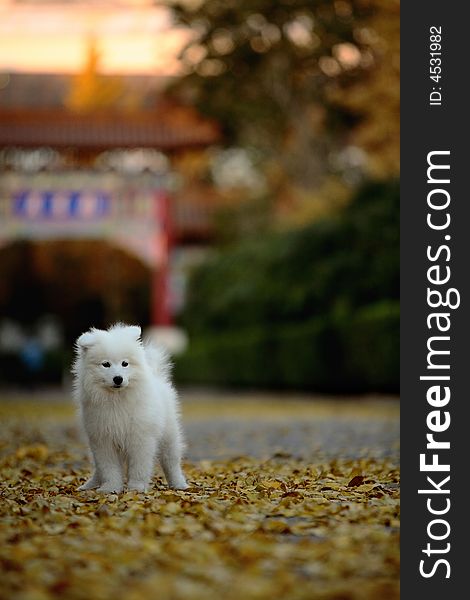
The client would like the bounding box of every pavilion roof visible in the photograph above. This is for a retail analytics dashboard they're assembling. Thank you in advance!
[0,107,220,152]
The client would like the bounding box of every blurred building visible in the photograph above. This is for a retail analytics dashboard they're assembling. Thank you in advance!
[0,72,220,343]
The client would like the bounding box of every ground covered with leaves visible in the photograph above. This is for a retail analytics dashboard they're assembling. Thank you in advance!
[0,394,399,600]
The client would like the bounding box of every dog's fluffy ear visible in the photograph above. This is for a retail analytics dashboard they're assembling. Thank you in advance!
[76,329,100,350]
[126,325,142,341]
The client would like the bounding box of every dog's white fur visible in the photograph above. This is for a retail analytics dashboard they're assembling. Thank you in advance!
[72,323,187,493]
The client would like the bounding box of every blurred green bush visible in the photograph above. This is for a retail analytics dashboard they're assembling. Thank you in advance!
[175,301,399,392]
[175,181,399,392]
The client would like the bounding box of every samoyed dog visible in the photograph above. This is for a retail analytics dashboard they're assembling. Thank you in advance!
[72,323,188,493]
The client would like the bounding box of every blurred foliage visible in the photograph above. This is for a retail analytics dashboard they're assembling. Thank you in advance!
[170,0,400,191]
[327,0,400,177]
[65,39,138,112]
[181,180,398,331]
[175,302,398,392]
[176,180,399,391]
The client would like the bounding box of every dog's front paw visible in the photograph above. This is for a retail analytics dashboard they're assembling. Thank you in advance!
[170,478,189,490]
[77,477,100,491]
[127,480,148,493]
[96,482,123,494]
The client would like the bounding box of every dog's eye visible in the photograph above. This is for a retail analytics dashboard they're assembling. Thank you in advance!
[122,361,128,367]
[102,361,111,368]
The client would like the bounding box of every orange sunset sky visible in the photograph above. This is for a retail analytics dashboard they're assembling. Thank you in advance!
[0,0,190,75]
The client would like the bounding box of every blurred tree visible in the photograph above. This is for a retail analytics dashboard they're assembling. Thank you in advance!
[176,180,399,391]
[181,180,399,332]
[169,0,399,191]
[327,0,400,177]
[65,38,128,112]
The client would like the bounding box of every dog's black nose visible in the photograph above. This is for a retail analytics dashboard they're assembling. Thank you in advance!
[113,376,123,386]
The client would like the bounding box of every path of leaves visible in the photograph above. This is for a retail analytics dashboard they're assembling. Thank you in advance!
[0,400,399,600]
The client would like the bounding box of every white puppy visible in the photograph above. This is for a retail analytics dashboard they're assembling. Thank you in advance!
[72,323,188,493]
